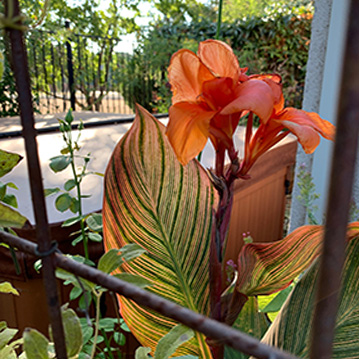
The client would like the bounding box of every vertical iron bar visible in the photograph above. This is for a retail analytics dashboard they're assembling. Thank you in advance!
[50,44,57,111]
[65,20,76,110]
[116,53,125,113]
[4,1,68,358]
[31,35,40,108]
[40,32,50,113]
[310,1,359,358]
[59,43,67,112]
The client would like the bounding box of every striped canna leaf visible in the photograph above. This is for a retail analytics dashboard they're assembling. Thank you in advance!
[257,222,359,358]
[236,225,324,296]
[103,105,217,358]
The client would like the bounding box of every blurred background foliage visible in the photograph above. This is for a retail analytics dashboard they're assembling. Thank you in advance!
[0,0,314,116]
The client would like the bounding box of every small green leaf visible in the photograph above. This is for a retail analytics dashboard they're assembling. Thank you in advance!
[49,156,71,173]
[260,285,293,313]
[98,318,117,331]
[23,328,49,359]
[120,243,147,263]
[65,109,74,124]
[64,179,76,191]
[55,193,72,212]
[55,268,96,292]
[62,215,84,227]
[6,183,18,190]
[120,320,131,333]
[135,347,151,359]
[113,332,126,346]
[70,198,80,214]
[0,202,28,228]
[61,306,83,358]
[69,286,83,301]
[0,282,19,296]
[86,213,102,232]
[0,327,18,350]
[88,232,102,242]
[155,324,194,359]
[114,273,153,288]
[44,188,61,197]
[0,150,22,178]
[2,194,18,209]
[71,235,84,246]
[98,249,122,274]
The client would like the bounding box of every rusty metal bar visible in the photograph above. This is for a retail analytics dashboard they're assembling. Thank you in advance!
[0,230,299,359]
[310,1,359,358]
[3,0,68,357]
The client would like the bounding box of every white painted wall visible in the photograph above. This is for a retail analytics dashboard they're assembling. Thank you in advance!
[289,0,350,230]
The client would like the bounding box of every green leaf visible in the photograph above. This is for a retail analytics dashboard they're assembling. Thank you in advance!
[236,225,323,296]
[258,224,359,359]
[62,215,84,227]
[224,297,269,359]
[260,285,293,313]
[2,194,18,209]
[0,202,28,228]
[98,249,122,274]
[61,306,83,358]
[55,268,96,292]
[64,179,77,191]
[44,188,61,197]
[0,150,22,178]
[69,286,83,301]
[65,109,74,124]
[103,106,217,358]
[87,232,102,242]
[49,155,71,173]
[23,328,49,359]
[0,326,18,350]
[6,183,18,190]
[119,243,147,263]
[113,273,153,288]
[70,198,80,214]
[155,324,195,359]
[86,213,102,232]
[135,347,151,359]
[0,282,19,296]
[55,193,72,212]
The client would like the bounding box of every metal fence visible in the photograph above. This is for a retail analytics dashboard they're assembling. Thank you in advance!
[1,23,160,116]
[2,0,359,358]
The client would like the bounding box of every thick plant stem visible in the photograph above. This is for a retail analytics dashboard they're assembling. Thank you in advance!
[90,290,102,359]
[68,139,88,259]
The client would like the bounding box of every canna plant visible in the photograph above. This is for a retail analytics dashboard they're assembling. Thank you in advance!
[102,40,339,358]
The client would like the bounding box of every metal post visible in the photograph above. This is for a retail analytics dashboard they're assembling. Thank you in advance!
[4,0,68,357]
[65,20,76,110]
[310,0,359,358]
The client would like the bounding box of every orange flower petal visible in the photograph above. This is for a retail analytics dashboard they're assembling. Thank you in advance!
[168,49,214,104]
[275,108,335,152]
[166,102,216,165]
[198,40,240,83]
[220,80,274,122]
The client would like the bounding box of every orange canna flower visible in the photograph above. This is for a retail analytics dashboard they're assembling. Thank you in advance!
[234,78,336,177]
[166,40,276,174]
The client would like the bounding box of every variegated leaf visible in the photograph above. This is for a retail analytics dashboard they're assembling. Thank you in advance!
[103,105,217,358]
[236,225,323,296]
[257,223,359,358]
